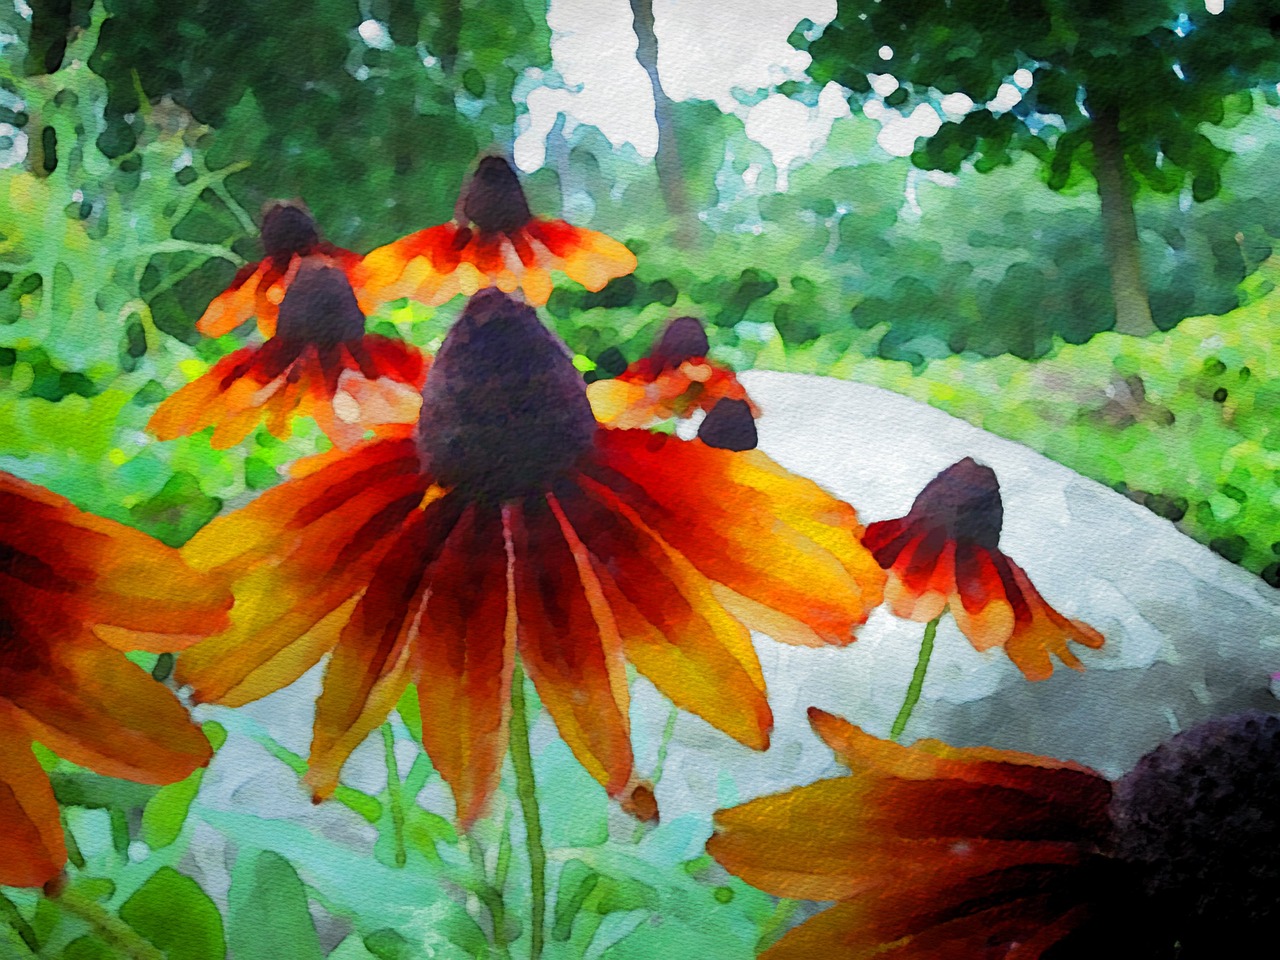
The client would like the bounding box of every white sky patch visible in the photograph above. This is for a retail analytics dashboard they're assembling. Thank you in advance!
[878,45,893,60]
[939,92,974,118]
[865,101,941,157]
[654,0,835,108]
[1013,68,1033,89]
[868,72,899,97]
[1205,0,1224,13]
[521,0,838,175]
[357,19,394,51]
[987,81,1023,112]
[745,82,850,188]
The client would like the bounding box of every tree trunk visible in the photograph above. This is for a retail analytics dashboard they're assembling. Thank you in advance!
[1092,108,1157,336]
[628,0,694,245]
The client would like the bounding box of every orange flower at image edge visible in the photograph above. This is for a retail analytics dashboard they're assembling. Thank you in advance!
[176,290,885,825]
[360,156,638,308]
[864,457,1104,681]
[0,473,228,887]
[150,261,427,449]
[709,709,1280,959]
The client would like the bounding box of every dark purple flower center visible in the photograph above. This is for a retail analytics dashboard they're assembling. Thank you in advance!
[1105,711,1280,956]
[909,457,1003,549]
[650,316,710,368]
[417,290,595,501]
[261,203,320,261]
[698,398,757,451]
[462,157,533,234]
[275,263,366,347]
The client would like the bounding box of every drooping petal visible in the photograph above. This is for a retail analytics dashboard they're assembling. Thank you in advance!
[196,261,274,338]
[807,709,1112,832]
[180,438,420,573]
[0,474,232,647]
[998,557,1106,682]
[525,220,638,295]
[359,224,467,307]
[509,498,633,796]
[306,492,465,800]
[0,709,66,888]
[412,505,514,826]
[9,633,211,784]
[587,431,883,645]
[560,479,771,751]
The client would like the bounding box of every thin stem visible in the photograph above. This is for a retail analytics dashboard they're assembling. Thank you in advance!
[381,724,407,868]
[0,892,37,955]
[53,886,164,960]
[509,661,546,960]
[651,703,679,786]
[891,615,941,741]
[756,898,799,953]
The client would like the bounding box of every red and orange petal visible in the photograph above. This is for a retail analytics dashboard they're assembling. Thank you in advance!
[198,247,364,340]
[709,710,1110,959]
[0,710,67,888]
[587,358,759,430]
[174,439,430,705]
[182,426,870,823]
[148,336,427,450]
[863,520,1103,681]
[0,472,231,649]
[358,219,637,309]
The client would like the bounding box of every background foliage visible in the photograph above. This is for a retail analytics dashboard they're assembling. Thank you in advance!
[2,0,1279,956]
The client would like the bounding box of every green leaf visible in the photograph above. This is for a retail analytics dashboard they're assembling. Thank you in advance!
[120,867,226,960]
[228,850,323,960]
[139,771,203,849]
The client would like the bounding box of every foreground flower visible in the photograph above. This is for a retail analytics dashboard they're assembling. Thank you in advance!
[360,156,638,308]
[150,262,428,449]
[709,708,1280,959]
[864,457,1104,683]
[176,290,884,824]
[587,316,761,451]
[0,472,228,887]
[197,201,364,339]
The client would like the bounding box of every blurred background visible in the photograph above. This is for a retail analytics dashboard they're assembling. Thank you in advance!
[1,0,1277,586]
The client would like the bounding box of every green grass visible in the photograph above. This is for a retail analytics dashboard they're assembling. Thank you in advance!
[821,259,1280,586]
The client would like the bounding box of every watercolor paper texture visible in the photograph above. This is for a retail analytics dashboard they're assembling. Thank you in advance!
[0,1,1277,957]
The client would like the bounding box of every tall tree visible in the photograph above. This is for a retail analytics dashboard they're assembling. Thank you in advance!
[797,0,1280,335]
[629,0,694,244]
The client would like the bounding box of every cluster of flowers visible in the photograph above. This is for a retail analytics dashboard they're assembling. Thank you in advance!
[2,157,1273,956]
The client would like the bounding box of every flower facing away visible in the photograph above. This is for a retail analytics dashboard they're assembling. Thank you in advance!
[359,156,638,308]
[175,289,885,825]
[587,316,761,451]
[862,457,1104,680]
[0,472,229,887]
[196,201,365,339]
[149,261,428,449]
[709,708,1280,959]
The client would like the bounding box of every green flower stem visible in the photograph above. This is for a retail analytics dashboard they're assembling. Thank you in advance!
[509,661,546,960]
[756,898,799,953]
[890,615,941,741]
[53,885,164,960]
[381,724,407,868]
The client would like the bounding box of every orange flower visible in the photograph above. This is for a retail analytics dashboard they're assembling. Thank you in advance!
[863,457,1104,680]
[176,290,884,825]
[359,157,638,308]
[0,472,229,887]
[150,262,428,449]
[710,708,1280,959]
[197,201,365,339]
[587,316,761,451]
